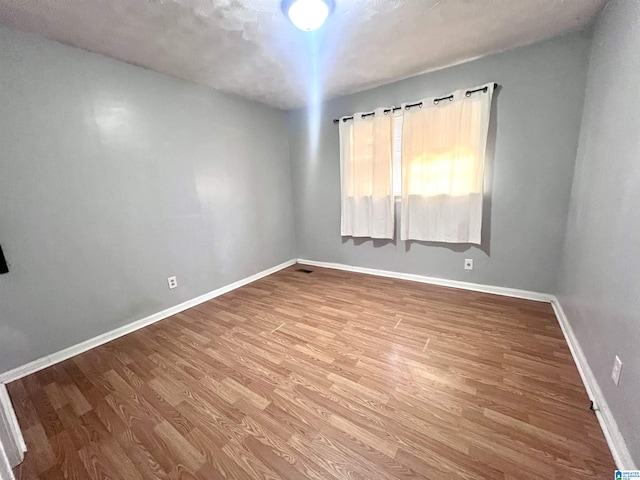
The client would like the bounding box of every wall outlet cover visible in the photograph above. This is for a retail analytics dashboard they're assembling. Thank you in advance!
[167,276,177,289]
[464,259,474,270]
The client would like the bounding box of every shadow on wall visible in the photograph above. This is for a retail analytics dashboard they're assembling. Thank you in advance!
[345,236,396,248]
[341,87,500,256]
[479,85,500,256]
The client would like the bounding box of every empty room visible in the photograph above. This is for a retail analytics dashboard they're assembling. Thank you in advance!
[0,0,638,478]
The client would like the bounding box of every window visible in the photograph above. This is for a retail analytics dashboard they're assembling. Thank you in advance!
[405,147,478,197]
[392,113,403,197]
[393,109,478,199]
[338,83,494,243]
[339,108,395,239]
[400,84,494,243]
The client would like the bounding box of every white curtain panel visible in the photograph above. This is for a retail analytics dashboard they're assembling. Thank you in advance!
[339,108,394,238]
[400,83,494,244]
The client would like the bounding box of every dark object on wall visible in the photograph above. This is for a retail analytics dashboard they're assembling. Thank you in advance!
[0,244,8,274]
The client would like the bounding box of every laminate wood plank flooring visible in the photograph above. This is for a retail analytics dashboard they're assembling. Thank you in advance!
[9,265,615,479]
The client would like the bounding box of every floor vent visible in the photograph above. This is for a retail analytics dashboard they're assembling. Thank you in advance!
[296,268,313,274]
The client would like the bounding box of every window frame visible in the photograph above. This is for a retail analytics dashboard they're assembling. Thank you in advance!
[392,112,403,198]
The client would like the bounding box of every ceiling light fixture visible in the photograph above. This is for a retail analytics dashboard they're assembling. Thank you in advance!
[282,0,335,32]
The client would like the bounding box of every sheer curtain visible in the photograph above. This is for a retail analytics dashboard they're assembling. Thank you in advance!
[400,83,494,244]
[339,108,394,238]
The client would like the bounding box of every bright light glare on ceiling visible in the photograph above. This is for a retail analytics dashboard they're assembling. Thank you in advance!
[286,0,332,31]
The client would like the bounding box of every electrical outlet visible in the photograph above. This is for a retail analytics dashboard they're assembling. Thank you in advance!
[464,259,473,270]
[167,276,177,289]
[611,356,623,386]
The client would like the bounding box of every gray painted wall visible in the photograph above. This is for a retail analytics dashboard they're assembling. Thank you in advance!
[557,0,640,463]
[0,26,296,375]
[288,31,591,293]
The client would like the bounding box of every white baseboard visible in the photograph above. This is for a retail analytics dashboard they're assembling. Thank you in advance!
[297,258,554,302]
[551,300,635,470]
[0,259,296,385]
[0,444,15,480]
[0,384,25,471]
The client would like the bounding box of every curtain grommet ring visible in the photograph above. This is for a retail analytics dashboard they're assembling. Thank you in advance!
[465,92,471,97]
[433,100,439,105]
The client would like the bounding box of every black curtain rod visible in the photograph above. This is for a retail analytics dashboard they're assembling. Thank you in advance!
[332,83,498,124]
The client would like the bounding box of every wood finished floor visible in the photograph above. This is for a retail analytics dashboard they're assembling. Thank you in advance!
[9,265,615,479]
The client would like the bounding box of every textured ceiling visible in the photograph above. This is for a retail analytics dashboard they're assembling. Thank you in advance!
[0,0,606,109]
